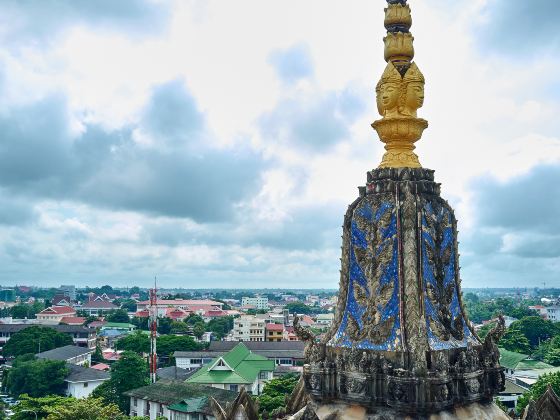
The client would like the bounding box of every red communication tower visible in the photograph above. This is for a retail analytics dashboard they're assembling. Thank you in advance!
[149,280,158,383]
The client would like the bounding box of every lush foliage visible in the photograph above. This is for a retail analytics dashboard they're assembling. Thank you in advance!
[2,326,73,357]
[257,374,299,415]
[284,302,314,315]
[516,371,560,414]
[509,316,558,349]
[463,294,536,324]
[500,326,531,354]
[12,395,126,420]
[105,309,130,323]
[6,356,69,397]
[92,351,149,412]
[0,302,45,319]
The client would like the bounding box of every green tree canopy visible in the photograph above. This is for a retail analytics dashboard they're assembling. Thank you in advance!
[6,357,69,398]
[284,302,313,315]
[2,326,73,357]
[257,374,299,415]
[12,395,126,420]
[169,321,190,334]
[105,309,130,323]
[92,351,149,412]
[500,327,532,354]
[510,316,558,349]
[115,331,150,354]
[516,371,560,414]
[157,335,202,356]
[207,316,234,339]
[9,303,45,319]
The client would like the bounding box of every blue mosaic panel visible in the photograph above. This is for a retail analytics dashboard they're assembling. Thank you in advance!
[421,202,476,350]
[330,200,403,351]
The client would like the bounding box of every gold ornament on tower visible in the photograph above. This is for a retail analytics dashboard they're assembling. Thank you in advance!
[373,2,428,168]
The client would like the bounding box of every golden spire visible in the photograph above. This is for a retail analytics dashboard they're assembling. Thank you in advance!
[373,0,428,169]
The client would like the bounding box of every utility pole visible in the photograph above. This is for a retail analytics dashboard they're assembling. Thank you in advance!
[149,277,158,383]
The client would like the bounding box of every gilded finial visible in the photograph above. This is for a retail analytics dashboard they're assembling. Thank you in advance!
[373,0,428,169]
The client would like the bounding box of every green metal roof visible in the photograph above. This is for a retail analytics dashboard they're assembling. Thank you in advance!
[168,397,207,413]
[102,322,135,329]
[499,348,554,370]
[187,342,275,385]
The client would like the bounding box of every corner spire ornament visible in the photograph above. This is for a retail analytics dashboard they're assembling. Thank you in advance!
[373,0,427,168]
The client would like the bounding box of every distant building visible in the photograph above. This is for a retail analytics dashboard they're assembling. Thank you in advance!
[186,342,274,395]
[125,380,237,420]
[545,306,560,322]
[36,344,93,366]
[316,313,334,327]
[0,289,16,302]
[0,324,96,349]
[232,315,265,342]
[59,285,76,301]
[36,305,77,323]
[241,296,269,310]
[78,300,119,316]
[60,316,86,326]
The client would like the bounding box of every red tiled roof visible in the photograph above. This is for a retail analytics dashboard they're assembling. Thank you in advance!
[136,299,223,306]
[39,306,76,315]
[135,309,150,318]
[266,323,284,332]
[91,363,110,371]
[60,317,86,325]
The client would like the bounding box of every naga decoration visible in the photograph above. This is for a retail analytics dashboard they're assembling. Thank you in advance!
[294,1,507,417]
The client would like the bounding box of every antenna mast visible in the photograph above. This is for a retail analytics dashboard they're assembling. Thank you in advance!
[149,277,158,383]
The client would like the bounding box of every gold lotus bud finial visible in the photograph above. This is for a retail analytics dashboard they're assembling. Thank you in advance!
[372,0,428,169]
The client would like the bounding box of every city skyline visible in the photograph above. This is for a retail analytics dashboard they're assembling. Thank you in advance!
[0,0,559,288]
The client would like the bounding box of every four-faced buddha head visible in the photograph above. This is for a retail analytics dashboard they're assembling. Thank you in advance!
[375,62,425,119]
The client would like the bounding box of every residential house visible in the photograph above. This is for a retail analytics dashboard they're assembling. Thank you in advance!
[266,323,284,342]
[545,306,560,322]
[100,322,136,334]
[174,351,216,370]
[209,341,304,367]
[136,299,223,314]
[36,345,93,366]
[232,315,265,342]
[0,324,96,349]
[36,306,77,323]
[52,293,72,306]
[186,342,274,395]
[316,313,334,327]
[125,380,237,420]
[65,364,110,398]
[156,366,194,381]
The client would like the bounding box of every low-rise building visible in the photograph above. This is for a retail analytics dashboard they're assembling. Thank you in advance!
[125,380,237,420]
[65,364,110,398]
[78,300,119,316]
[0,324,96,349]
[36,345,93,366]
[315,313,334,327]
[36,306,77,323]
[545,306,560,322]
[241,296,269,310]
[266,323,284,342]
[186,342,274,395]
[232,315,265,342]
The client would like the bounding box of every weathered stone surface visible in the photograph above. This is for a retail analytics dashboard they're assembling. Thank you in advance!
[297,168,505,415]
[287,401,509,420]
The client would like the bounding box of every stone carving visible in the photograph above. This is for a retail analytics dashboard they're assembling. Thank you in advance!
[482,315,506,368]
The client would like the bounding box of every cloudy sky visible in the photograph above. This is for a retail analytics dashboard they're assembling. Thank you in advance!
[0,0,558,289]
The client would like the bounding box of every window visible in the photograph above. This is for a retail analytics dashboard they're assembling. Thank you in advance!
[217,360,225,367]
[133,398,137,407]
[229,384,238,392]
[259,371,268,379]
[83,382,88,388]
[191,359,202,364]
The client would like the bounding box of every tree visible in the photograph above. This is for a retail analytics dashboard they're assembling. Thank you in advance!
[169,321,190,334]
[9,303,44,320]
[285,302,313,315]
[105,309,130,324]
[516,371,560,414]
[92,343,105,364]
[207,316,234,339]
[186,314,205,325]
[131,316,149,330]
[157,335,202,358]
[92,351,149,412]
[12,395,126,420]
[119,299,137,313]
[115,331,150,354]
[157,317,172,334]
[193,322,206,339]
[6,357,69,397]
[2,326,73,357]
[257,374,299,415]
[500,327,531,354]
[510,316,557,349]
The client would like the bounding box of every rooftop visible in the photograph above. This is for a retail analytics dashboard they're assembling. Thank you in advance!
[209,340,304,352]
[38,306,76,315]
[65,364,110,383]
[80,301,119,309]
[36,345,93,361]
[157,366,195,381]
[186,342,275,385]
[124,380,237,411]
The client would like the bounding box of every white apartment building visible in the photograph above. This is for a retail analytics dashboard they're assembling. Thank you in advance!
[233,315,265,341]
[546,306,560,322]
[241,296,269,310]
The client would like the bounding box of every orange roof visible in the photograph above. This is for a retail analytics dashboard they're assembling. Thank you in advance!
[91,363,111,371]
[137,299,223,306]
[60,316,85,325]
[266,323,284,332]
[39,306,76,315]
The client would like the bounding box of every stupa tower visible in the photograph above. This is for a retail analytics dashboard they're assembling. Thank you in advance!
[293,1,508,417]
